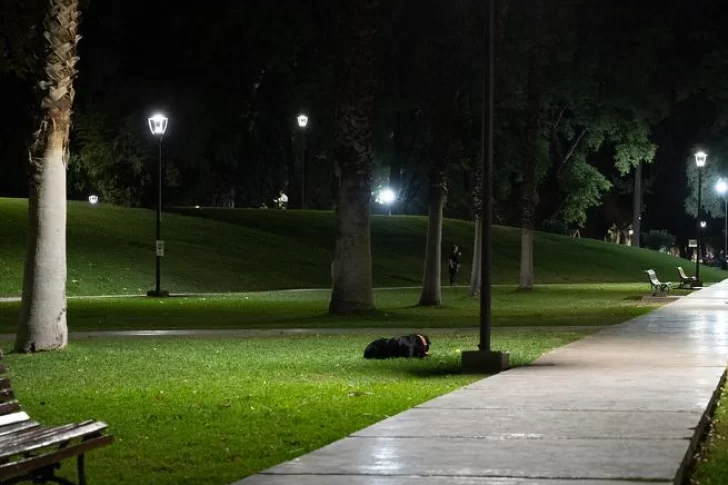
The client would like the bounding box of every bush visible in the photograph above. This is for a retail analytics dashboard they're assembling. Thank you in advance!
[645,230,676,251]
[541,219,569,235]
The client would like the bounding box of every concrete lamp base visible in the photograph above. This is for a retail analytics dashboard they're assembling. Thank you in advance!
[691,279,703,288]
[461,350,510,374]
[146,289,170,297]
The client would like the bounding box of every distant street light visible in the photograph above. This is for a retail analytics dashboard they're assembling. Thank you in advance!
[147,113,169,297]
[297,114,308,209]
[88,195,99,205]
[700,220,707,229]
[376,188,396,216]
[716,179,728,261]
[695,150,707,286]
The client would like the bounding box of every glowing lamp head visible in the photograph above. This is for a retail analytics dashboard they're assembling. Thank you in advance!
[700,220,707,229]
[148,114,168,136]
[297,114,309,128]
[377,188,396,205]
[88,195,99,205]
[695,151,707,168]
[717,180,728,195]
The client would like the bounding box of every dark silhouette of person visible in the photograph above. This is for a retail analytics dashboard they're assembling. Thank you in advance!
[448,244,462,286]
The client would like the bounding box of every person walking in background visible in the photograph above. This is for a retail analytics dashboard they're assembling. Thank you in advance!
[448,244,462,286]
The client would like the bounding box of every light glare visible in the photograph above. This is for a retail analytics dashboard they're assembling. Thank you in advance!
[297,114,309,128]
[377,188,396,205]
[717,180,728,195]
[148,113,168,136]
[695,151,707,168]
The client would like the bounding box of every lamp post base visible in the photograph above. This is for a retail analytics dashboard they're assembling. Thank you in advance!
[691,279,703,288]
[461,350,510,374]
[146,289,170,297]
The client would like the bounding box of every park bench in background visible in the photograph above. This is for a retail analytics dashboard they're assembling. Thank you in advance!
[0,355,112,485]
[677,266,697,289]
[645,269,671,296]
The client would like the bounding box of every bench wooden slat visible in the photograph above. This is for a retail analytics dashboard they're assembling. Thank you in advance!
[0,402,21,418]
[0,389,15,404]
[0,420,93,448]
[0,420,40,438]
[0,434,113,481]
[0,421,108,460]
[0,411,32,430]
[0,356,112,484]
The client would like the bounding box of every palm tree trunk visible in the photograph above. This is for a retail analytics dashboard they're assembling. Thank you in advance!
[419,173,446,306]
[328,0,378,315]
[16,0,80,352]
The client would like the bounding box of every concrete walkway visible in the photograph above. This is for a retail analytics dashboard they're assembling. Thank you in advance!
[235,282,728,485]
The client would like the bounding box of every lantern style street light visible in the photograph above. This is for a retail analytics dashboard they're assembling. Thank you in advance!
[147,113,169,297]
[716,179,728,261]
[694,151,707,286]
[88,195,99,205]
[297,114,309,209]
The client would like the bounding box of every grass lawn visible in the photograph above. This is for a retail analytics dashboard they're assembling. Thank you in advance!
[2,330,593,485]
[1,198,724,297]
[690,382,728,485]
[0,285,668,333]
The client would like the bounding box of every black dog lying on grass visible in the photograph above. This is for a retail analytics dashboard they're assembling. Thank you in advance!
[363,334,431,359]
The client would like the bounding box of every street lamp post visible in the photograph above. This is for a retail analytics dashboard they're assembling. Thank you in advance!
[716,179,728,263]
[461,0,509,373]
[694,151,707,287]
[147,113,169,298]
[297,114,308,209]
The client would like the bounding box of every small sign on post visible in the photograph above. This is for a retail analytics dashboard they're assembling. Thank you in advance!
[688,239,698,248]
[156,240,165,257]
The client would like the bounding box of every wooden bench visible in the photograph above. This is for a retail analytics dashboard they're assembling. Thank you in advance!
[645,269,671,296]
[677,266,697,289]
[0,355,112,485]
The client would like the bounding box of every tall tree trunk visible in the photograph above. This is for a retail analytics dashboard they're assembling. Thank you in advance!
[419,169,447,306]
[328,0,379,315]
[390,112,406,205]
[519,57,542,291]
[469,153,484,297]
[16,0,80,352]
[632,162,641,247]
[469,218,482,296]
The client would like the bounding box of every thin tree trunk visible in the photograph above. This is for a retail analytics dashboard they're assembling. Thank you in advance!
[16,0,80,352]
[519,226,534,289]
[468,217,482,296]
[419,175,446,306]
[632,162,641,247]
[519,53,542,291]
[328,0,378,315]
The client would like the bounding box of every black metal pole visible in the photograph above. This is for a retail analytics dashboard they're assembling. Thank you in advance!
[479,0,495,352]
[723,194,728,264]
[301,132,306,209]
[696,167,702,284]
[156,136,162,295]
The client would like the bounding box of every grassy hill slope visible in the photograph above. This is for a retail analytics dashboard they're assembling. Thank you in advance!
[0,198,721,296]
